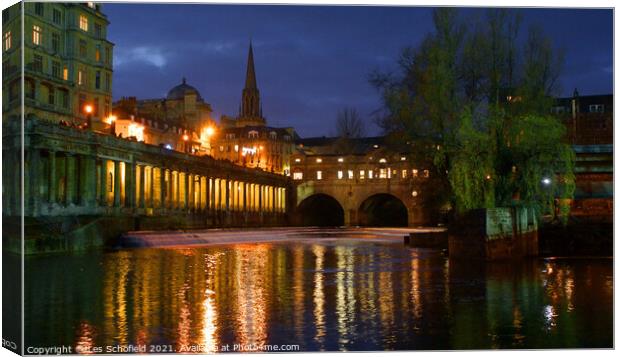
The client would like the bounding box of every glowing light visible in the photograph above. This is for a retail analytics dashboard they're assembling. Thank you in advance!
[128,123,144,142]
[242,147,256,156]
[84,104,93,114]
[401,157,406,161]
[412,190,418,197]
[105,115,117,124]
[165,144,172,150]
[542,177,551,185]
[205,126,215,136]
[486,174,492,180]
[316,158,322,163]
[379,158,387,163]
[337,157,344,162]
[183,134,189,141]
[295,158,301,163]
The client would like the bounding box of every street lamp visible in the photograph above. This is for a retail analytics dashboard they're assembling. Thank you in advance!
[84,104,93,129]
[183,133,189,153]
[542,177,552,185]
[108,115,117,135]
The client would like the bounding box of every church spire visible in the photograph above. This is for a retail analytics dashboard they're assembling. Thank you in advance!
[244,42,257,89]
[240,41,262,121]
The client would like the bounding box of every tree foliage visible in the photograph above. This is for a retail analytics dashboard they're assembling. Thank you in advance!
[371,8,575,222]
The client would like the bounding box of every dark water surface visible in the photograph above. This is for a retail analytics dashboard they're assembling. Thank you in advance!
[24,237,613,351]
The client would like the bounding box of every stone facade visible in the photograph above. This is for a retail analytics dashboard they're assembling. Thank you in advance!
[3,116,292,254]
[2,2,114,129]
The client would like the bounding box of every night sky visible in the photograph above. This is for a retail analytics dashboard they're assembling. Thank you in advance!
[106,4,613,137]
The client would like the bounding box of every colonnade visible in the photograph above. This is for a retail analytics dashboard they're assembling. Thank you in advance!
[23,149,288,217]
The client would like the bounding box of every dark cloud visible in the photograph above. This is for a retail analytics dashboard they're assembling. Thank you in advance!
[106,4,612,137]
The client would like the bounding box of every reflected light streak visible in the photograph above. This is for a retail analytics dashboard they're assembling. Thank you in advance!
[312,244,326,349]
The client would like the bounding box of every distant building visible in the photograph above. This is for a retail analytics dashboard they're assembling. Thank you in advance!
[214,43,296,175]
[553,90,613,145]
[112,79,217,155]
[2,2,114,130]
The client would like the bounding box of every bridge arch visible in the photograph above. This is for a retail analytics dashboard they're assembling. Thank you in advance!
[296,193,344,227]
[358,193,408,227]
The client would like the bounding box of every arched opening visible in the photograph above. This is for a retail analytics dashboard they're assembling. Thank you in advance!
[358,193,408,227]
[296,194,344,227]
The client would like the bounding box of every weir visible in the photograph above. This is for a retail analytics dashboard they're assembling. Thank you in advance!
[2,117,294,254]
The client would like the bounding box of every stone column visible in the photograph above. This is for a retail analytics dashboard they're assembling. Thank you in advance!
[149,166,155,209]
[184,171,189,210]
[65,153,76,205]
[48,150,57,204]
[159,168,166,210]
[99,159,108,206]
[28,149,41,215]
[113,160,121,207]
[126,162,136,209]
[138,165,145,209]
[80,155,97,209]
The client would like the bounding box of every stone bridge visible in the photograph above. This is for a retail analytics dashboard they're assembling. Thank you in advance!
[290,149,436,227]
[3,117,293,253]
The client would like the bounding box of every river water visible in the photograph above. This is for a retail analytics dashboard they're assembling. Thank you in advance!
[23,231,613,352]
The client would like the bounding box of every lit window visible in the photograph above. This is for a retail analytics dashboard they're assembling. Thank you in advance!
[379,168,387,179]
[368,170,374,179]
[95,45,101,61]
[234,145,239,152]
[337,171,343,179]
[359,170,365,179]
[4,31,10,51]
[294,158,301,163]
[80,15,88,31]
[379,158,387,163]
[424,169,430,178]
[316,171,322,180]
[348,170,354,179]
[412,169,418,177]
[337,157,344,162]
[401,157,406,161]
[62,66,68,80]
[78,69,83,85]
[388,168,392,179]
[316,158,322,163]
[32,25,41,45]
[293,172,303,180]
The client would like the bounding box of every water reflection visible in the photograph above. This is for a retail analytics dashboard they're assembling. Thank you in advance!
[24,240,613,351]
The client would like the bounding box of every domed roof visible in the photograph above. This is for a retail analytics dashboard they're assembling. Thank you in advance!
[166,77,203,101]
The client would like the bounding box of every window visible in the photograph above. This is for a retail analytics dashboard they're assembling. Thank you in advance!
[105,47,110,63]
[25,80,35,99]
[294,158,301,163]
[293,172,303,180]
[589,104,604,113]
[368,170,374,179]
[94,23,101,38]
[3,31,10,51]
[379,168,387,179]
[104,73,110,91]
[79,15,88,31]
[359,170,365,179]
[79,39,87,57]
[316,158,322,163]
[95,45,101,61]
[95,71,100,89]
[401,169,407,179]
[62,66,68,80]
[48,86,54,105]
[337,157,344,162]
[248,130,258,138]
[33,54,43,72]
[78,93,86,112]
[59,89,68,108]
[423,170,430,178]
[35,3,43,16]
[51,33,59,52]
[32,25,41,45]
[316,171,322,180]
[270,131,277,139]
[51,61,60,78]
[93,97,99,116]
[348,170,354,179]
[412,169,418,177]
[104,98,110,117]
[337,171,343,179]
[234,145,239,152]
[78,69,84,85]
[53,9,61,24]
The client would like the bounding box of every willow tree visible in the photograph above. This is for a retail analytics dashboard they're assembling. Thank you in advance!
[371,8,575,222]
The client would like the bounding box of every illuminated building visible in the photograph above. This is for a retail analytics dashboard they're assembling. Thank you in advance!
[2,2,114,130]
[214,43,296,175]
[112,79,217,154]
